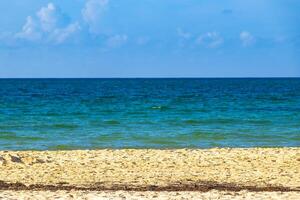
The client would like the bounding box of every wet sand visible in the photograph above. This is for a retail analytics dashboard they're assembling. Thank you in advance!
[0,148,299,199]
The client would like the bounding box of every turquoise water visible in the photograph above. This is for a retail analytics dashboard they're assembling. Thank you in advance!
[0,78,299,150]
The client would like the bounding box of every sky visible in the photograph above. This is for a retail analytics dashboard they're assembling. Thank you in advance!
[0,0,299,78]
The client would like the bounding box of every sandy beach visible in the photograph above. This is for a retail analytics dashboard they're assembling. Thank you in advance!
[1,190,300,200]
[0,148,299,199]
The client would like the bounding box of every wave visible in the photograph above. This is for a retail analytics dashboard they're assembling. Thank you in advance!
[150,105,169,111]
[182,118,273,125]
[104,120,121,125]
[183,119,235,125]
[48,144,82,150]
[93,132,124,142]
[88,120,121,127]
[52,124,79,129]
[0,132,44,141]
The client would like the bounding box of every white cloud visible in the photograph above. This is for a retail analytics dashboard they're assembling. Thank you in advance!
[106,34,127,48]
[196,32,223,48]
[177,28,191,39]
[16,3,79,44]
[37,3,58,32]
[82,0,109,34]
[240,31,255,47]
[16,16,41,41]
[50,23,80,44]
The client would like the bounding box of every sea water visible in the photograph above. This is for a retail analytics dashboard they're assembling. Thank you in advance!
[0,78,299,150]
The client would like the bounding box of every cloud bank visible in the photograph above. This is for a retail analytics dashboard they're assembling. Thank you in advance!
[1,1,288,51]
[16,3,80,44]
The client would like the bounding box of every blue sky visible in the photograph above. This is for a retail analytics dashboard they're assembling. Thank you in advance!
[0,0,299,77]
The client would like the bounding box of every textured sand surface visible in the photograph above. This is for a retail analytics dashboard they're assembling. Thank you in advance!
[0,148,299,191]
[0,190,300,200]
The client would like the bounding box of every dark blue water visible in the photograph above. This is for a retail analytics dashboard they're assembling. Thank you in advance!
[0,78,299,150]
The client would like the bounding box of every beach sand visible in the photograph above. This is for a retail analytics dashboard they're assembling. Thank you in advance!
[1,190,300,200]
[0,148,299,199]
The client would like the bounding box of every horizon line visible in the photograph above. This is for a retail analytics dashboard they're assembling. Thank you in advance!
[0,77,299,79]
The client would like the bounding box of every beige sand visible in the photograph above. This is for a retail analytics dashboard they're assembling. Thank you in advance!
[1,190,300,200]
[0,148,299,198]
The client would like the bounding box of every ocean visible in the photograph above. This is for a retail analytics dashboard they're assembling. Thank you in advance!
[0,78,299,150]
